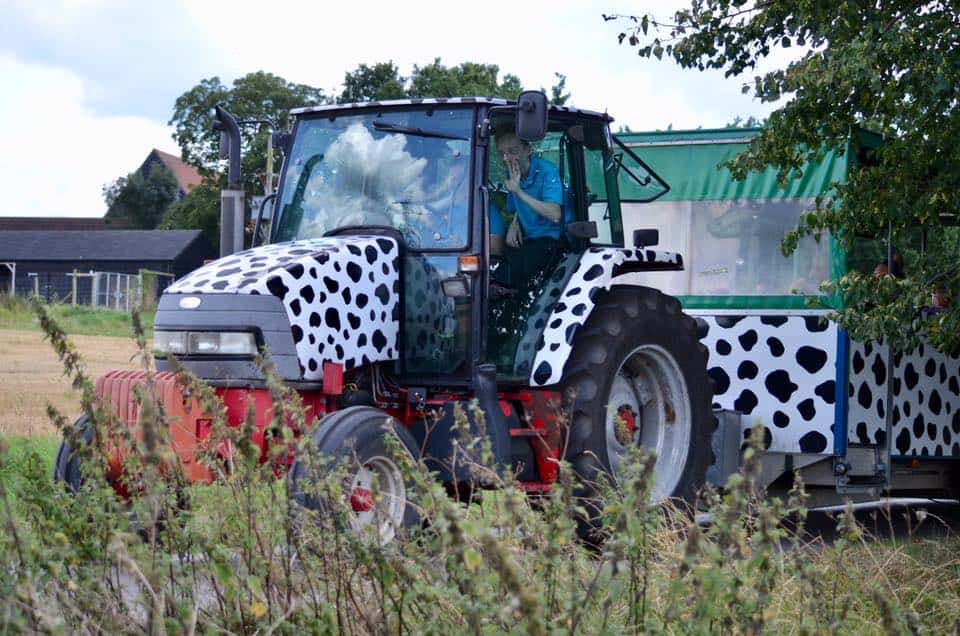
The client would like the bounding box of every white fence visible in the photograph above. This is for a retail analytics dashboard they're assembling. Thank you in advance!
[91,271,138,311]
[12,269,175,310]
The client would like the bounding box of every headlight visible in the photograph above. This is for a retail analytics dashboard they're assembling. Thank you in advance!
[154,331,257,356]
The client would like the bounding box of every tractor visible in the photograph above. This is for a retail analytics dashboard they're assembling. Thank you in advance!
[55,92,714,542]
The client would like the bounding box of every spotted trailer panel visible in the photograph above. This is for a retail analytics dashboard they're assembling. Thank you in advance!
[847,340,960,456]
[694,313,838,455]
[166,237,400,380]
[528,246,683,386]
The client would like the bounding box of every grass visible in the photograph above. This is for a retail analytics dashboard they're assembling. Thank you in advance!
[0,293,154,339]
[0,436,59,503]
[1,299,958,632]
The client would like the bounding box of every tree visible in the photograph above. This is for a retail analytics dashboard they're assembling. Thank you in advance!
[607,3,960,353]
[169,71,326,198]
[408,58,523,98]
[546,73,571,106]
[159,180,221,249]
[725,115,764,129]
[339,62,407,103]
[103,163,179,229]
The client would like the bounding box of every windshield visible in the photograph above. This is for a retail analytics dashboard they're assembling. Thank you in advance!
[273,108,475,249]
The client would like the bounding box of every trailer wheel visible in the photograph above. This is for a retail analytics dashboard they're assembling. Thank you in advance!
[288,406,421,544]
[53,415,94,493]
[562,286,714,543]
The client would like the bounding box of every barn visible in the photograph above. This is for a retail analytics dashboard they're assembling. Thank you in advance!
[0,230,215,305]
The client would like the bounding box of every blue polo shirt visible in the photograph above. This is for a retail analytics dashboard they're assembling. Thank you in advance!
[489,201,505,237]
[506,156,563,240]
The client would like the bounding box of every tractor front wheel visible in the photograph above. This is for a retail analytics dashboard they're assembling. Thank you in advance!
[288,406,421,544]
[53,415,94,493]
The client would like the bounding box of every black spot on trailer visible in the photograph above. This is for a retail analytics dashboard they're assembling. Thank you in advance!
[798,431,828,453]
[815,380,836,404]
[733,389,758,414]
[760,315,788,327]
[765,370,798,403]
[738,329,758,351]
[767,337,785,357]
[708,367,730,396]
[796,346,828,374]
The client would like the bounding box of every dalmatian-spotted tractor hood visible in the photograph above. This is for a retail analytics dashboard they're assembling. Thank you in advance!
[165,236,400,380]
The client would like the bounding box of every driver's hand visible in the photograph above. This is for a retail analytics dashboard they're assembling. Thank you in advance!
[504,158,521,193]
[507,218,522,248]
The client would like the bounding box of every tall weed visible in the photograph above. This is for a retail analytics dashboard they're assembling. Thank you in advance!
[0,300,956,633]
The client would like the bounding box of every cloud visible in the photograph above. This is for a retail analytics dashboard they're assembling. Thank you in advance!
[0,0,796,219]
[0,0,221,120]
[0,54,176,217]
[183,0,779,130]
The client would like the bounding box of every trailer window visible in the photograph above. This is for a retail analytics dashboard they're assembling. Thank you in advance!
[622,197,831,298]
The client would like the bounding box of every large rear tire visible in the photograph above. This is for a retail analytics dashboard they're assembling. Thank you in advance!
[562,286,714,542]
[288,406,421,544]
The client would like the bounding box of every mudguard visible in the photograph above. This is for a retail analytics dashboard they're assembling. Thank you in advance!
[527,246,683,387]
[166,237,400,380]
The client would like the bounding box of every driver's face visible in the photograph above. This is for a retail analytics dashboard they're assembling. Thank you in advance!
[497,137,531,174]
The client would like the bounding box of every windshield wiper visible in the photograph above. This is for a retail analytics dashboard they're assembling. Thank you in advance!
[372,121,467,141]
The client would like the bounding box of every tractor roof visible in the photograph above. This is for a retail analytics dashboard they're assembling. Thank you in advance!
[291,97,612,121]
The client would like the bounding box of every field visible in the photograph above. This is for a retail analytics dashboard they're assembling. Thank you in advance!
[0,329,140,437]
[0,301,959,633]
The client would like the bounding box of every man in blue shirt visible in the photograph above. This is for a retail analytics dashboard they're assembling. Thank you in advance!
[496,132,564,285]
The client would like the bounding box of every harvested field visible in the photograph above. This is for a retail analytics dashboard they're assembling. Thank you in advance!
[0,329,139,437]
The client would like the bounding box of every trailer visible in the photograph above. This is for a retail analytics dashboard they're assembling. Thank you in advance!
[617,127,960,503]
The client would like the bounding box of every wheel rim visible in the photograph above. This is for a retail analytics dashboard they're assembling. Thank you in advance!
[348,455,406,543]
[605,344,692,502]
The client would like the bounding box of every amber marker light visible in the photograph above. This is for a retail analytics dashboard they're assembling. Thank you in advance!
[458,255,480,273]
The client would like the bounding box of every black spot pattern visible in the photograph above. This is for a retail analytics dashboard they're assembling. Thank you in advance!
[767,337,785,357]
[815,380,836,404]
[765,370,798,403]
[737,360,759,380]
[164,236,401,382]
[738,329,758,351]
[796,346,828,374]
[798,431,827,453]
[702,361,728,395]
[734,389,758,414]
[797,398,816,421]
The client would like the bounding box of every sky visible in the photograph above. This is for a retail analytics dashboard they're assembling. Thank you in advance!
[0,0,787,218]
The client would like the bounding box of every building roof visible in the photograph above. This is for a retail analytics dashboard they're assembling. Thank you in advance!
[0,230,209,262]
[147,149,203,193]
[0,217,105,231]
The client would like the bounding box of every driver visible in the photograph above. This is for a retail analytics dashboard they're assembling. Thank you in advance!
[496,132,564,285]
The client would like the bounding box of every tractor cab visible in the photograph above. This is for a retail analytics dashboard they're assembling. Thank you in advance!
[267,95,669,391]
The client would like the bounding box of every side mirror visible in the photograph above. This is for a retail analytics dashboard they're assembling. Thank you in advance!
[566,221,598,239]
[515,90,548,142]
[633,228,659,248]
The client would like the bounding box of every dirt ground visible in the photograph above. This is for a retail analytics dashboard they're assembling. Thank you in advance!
[0,330,140,437]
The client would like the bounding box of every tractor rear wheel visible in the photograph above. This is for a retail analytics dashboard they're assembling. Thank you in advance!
[288,406,421,544]
[562,286,714,543]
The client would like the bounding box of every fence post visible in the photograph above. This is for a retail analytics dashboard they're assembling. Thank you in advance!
[71,269,78,306]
